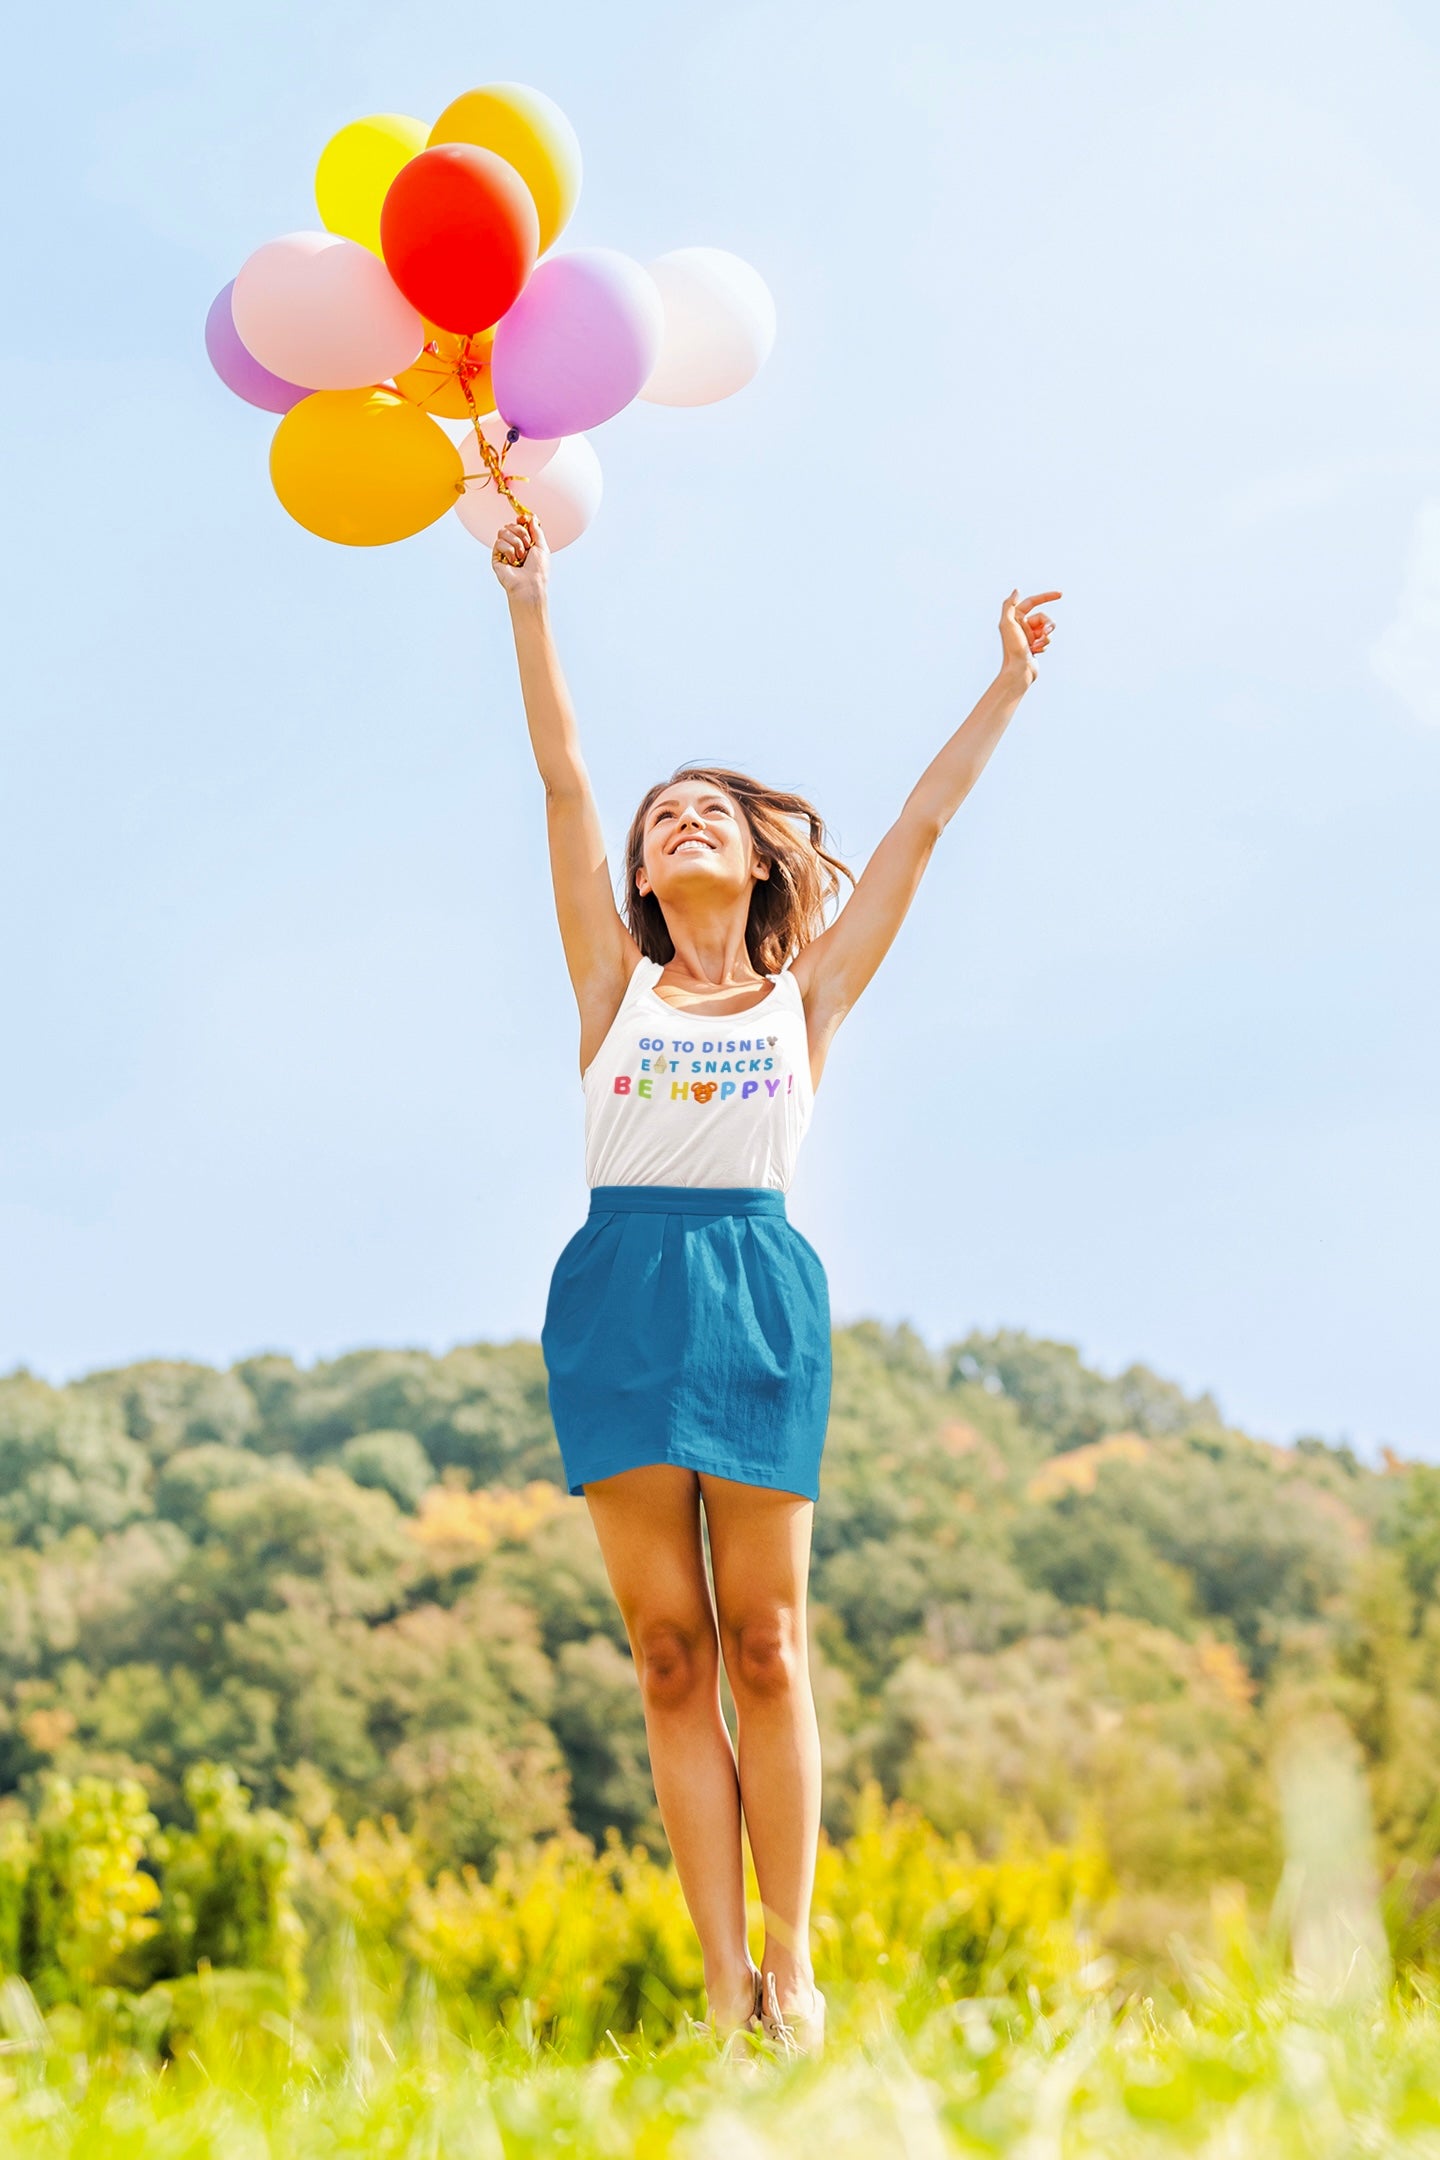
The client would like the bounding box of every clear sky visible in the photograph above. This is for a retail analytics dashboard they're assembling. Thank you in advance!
[3,0,1437,1455]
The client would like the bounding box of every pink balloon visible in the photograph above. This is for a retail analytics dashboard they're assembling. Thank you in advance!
[491,249,662,438]
[456,433,602,552]
[204,280,309,413]
[232,232,423,392]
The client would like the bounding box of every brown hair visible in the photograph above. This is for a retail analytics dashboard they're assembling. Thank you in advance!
[621,765,855,976]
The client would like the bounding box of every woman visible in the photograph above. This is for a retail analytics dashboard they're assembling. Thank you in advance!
[492,509,1058,2056]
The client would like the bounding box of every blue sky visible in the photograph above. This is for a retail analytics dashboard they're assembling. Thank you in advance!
[3,0,1437,1455]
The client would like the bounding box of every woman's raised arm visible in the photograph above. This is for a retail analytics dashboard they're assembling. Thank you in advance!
[791,589,1060,1045]
[494,514,640,1070]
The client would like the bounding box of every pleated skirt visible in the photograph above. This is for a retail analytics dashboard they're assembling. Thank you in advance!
[541,1185,832,1502]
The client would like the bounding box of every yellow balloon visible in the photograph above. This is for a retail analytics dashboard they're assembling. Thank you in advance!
[393,322,497,419]
[428,83,581,254]
[316,113,429,255]
[270,389,463,547]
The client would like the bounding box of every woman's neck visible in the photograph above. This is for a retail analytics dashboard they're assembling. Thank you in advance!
[660,911,764,989]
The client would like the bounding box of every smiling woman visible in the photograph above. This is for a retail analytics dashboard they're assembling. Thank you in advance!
[490,505,1058,2058]
[619,768,853,1046]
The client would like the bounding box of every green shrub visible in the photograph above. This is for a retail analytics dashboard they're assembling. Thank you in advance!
[139,1763,305,2003]
[0,1808,30,1974]
[19,1775,160,2003]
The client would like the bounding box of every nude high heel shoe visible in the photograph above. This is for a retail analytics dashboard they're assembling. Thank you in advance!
[758,1969,827,2058]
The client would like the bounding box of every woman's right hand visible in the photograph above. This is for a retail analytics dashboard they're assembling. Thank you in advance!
[491,511,549,604]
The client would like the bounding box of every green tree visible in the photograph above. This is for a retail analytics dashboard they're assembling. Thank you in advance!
[1011,1500,1195,1634]
[1378,1464,1440,1614]
[946,1330,1221,1453]
[235,1344,558,1485]
[337,1430,435,1510]
[1087,1437,1355,1668]
[153,1443,275,1538]
[76,1361,259,1464]
[0,1378,150,1544]
[551,1635,659,1849]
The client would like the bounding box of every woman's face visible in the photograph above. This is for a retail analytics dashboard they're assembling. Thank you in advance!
[634,779,767,908]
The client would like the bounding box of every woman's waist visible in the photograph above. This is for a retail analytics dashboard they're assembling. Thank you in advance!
[586,1184,788,1218]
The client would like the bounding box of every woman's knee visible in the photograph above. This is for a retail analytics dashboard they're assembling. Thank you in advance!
[724,1608,805,1701]
[632,1616,718,1710]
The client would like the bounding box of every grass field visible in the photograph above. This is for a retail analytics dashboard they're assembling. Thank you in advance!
[5,1963,1440,2157]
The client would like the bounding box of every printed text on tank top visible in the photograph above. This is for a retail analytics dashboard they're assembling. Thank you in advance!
[580,956,815,1192]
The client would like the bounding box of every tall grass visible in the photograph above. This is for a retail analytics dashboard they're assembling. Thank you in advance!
[5,1956,1440,2156]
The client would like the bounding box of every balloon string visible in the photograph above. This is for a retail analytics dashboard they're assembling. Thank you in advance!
[468,417,531,520]
[448,341,530,520]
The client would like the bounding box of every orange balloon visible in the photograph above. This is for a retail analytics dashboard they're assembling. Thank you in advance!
[393,322,497,419]
[429,83,582,255]
[270,389,463,547]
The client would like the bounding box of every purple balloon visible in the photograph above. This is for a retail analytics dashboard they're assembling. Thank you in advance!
[491,248,664,439]
[204,279,309,414]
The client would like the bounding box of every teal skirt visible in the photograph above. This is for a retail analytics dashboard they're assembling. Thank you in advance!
[541,1186,831,1502]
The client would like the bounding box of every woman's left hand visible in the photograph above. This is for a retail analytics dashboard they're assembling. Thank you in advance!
[999,589,1061,685]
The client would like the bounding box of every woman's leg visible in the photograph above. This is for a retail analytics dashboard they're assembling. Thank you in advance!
[582,1463,757,2028]
[699,1474,821,2017]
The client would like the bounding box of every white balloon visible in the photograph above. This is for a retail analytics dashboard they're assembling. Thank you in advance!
[457,432,603,551]
[638,247,776,407]
[232,231,422,392]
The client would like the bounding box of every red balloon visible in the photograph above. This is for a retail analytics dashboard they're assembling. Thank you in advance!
[380,145,539,335]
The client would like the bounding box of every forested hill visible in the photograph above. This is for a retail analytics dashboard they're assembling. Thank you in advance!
[2,1326,1436,1917]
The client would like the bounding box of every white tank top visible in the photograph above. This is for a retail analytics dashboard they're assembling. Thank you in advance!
[582,955,815,1192]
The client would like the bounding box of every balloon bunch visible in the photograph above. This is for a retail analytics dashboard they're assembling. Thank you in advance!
[206,85,777,551]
